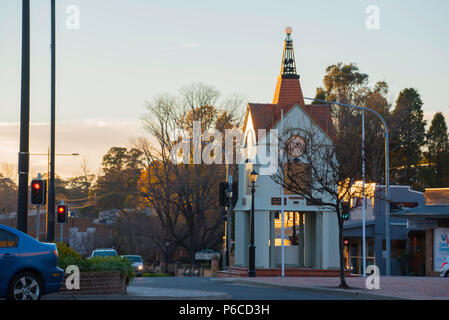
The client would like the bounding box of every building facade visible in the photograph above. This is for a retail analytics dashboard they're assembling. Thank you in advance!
[392,188,449,276]
[343,184,426,275]
[233,28,340,271]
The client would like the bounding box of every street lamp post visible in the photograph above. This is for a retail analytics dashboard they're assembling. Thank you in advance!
[225,184,233,267]
[248,169,258,277]
[303,97,391,276]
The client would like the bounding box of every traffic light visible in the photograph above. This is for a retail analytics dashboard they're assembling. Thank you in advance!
[341,201,350,221]
[57,205,68,223]
[231,181,238,208]
[219,182,229,207]
[30,179,46,205]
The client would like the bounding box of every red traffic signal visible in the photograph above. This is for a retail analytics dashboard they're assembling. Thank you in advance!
[30,179,46,205]
[57,205,68,223]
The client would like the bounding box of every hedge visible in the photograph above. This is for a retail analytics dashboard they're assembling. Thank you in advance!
[56,243,135,281]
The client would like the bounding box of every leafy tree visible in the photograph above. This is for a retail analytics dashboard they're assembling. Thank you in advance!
[311,87,326,105]
[358,81,392,184]
[422,112,449,187]
[426,112,449,162]
[390,88,426,188]
[93,147,144,212]
[314,63,392,185]
[0,174,17,215]
[320,62,369,104]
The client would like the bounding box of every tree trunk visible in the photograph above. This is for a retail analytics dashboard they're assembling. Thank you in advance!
[338,219,349,289]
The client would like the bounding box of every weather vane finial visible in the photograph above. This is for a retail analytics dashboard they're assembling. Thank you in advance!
[280,26,298,78]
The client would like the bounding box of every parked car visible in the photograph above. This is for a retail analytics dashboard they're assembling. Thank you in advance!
[121,255,144,276]
[0,224,64,300]
[90,248,118,258]
[441,256,449,277]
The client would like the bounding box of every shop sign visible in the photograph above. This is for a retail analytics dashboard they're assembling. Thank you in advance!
[407,219,438,229]
[433,227,449,271]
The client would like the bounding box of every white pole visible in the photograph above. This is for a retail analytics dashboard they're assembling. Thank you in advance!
[362,111,366,277]
[281,110,285,277]
[228,174,232,268]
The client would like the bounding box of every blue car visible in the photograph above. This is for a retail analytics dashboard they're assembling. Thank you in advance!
[0,224,64,300]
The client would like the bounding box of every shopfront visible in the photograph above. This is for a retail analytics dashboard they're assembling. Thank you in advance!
[392,203,449,276]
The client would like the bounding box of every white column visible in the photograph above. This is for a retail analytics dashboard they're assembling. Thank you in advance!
[298,212,305,267]
[321,211,340,269]
[304,213,315,267]
[254,210,270,268]
[234,210,249,267]
[314,212,322,269]
[269,212,276,268]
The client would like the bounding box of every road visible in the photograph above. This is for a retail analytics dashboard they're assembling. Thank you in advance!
[128,277,365,300]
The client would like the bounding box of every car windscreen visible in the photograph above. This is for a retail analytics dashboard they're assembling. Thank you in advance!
[123,256,142,262]
[93,250,117,257]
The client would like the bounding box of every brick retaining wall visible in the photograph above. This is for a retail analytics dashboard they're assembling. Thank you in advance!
[58,272,127,294]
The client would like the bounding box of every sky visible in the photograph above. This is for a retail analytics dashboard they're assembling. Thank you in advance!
[1,0,448,178]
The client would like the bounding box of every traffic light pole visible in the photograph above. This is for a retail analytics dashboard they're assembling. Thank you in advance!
[226,176,233,268]
[47,0,56,242]
[17,0,31,233]
[59,200,64,243]
[35,173,42,240]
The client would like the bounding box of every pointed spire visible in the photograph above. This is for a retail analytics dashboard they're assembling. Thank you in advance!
[272,27,305,106]
[280,26,299,79]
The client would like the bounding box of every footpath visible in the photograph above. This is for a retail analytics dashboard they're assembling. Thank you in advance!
[212,276,449,300]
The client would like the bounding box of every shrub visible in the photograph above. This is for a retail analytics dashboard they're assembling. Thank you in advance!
[58,255,135,281]
[87,257,135,280]
[56,242,82,259]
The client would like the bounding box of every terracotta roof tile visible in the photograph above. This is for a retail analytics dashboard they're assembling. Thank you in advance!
[245,102,336,142]
[272,76,305,106]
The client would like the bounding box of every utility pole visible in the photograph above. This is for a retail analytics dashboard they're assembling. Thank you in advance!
[17,0,31,233]
[47,0,56,241]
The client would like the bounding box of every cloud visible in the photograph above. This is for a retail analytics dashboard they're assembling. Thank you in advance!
[0,118,147,178]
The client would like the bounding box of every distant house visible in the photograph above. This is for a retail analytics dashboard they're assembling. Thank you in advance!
[391,188,449,276]
[343,184,426,275]
[0,211,114,256]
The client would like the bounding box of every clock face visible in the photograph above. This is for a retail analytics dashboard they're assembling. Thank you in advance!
[287,135,304,158]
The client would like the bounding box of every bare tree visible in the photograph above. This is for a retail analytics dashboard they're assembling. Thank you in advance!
[136,83,244,265]
[272,109,363,289]
[80,157,95,195]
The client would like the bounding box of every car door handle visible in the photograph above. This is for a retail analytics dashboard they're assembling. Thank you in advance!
[2,253,16,259]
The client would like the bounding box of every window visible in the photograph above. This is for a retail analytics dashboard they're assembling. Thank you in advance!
[0,230,19,248]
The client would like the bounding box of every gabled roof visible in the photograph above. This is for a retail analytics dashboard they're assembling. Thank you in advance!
[243,102,336,142]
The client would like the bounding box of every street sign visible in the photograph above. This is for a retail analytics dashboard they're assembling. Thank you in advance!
[407,219,438,229]
[195,250,220,260]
